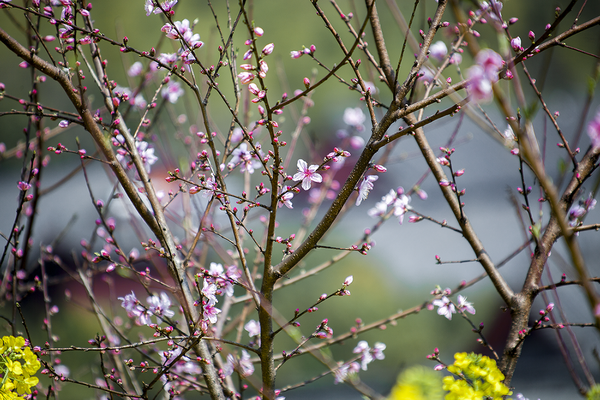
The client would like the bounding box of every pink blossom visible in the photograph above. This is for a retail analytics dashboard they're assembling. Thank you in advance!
[161,81,184,103]
[238,350,254,376]
[417,67,435,84]
[429,41,447,61]
[356,175,378,206]
[587,108,600,148]
[144,0,154,16]
[229,142,260,174]
[344,275,353,286]
[349,135,365,149]
[17,181,32,191]
[391,188,411,224]
[475,49,503,82]
[432,296,456,320]
[290,50,303,59]
[279,191,294,209]
[334,362,360,384]
[457,295,476,314]
[244,320,260,337]
[343,107,366,130]
[136,140,158,173]
[147,292,175,322]
[118,291,141,318]
[466,65,493,103]
[353,341,372,370]
[128,61,143,77]
[201,280,218,305]
[372,342,386,360]
[293,159,322,190]
[203,302,221,324]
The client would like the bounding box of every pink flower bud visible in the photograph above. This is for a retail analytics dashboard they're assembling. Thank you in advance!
[261,43,274,55]
[344,275,353,286]
[528,31,535,41]
[303,77,310,88]
[511,37,521,51]
[254,27,264,36]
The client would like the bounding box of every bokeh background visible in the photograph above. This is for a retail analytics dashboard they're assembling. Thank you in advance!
[1,0,600,399]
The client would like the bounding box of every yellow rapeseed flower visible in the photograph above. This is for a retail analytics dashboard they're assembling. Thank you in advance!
[0,335,40,398]
[443,352,512,400]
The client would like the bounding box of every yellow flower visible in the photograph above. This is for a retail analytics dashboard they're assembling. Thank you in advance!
[443,353,511,400]
[388,365,443,400]
[0,335,40,398]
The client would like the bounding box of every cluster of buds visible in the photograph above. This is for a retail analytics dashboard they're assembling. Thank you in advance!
[290,45,316,59]
[325,147,351,163]
[47,142,68,155]
[313,319,334,339]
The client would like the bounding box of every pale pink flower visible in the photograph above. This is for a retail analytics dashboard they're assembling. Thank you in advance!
[457,295,476,314]
[372,342,386,360]
[244,320,260,337]
[239,350,254,376]
[429,41,447,61]
[118,291,140,318]
[203,302,221,324]
[432,296,456,320]
[466,65,493,103]
[161,81,184,103]
[475,49,503,82]
[356,175,378,206]
[293,159,322,190]
[353,341,373,371]
[343,107,366,129]
[201,280,218,305]
[128,61,143,77]
[392,189,411,224]
[147,292,175,322]
[417,67,435,84]
[17,181,31,191]
[587,108,600,148]
[279,192,294,209]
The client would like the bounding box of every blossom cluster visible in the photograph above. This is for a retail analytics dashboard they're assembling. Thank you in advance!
[443,352,511,400]
[367,188,412,224]
[111,135,158,174]
[432,294,475,320]
[466,49,504,103]
[0,335,41,399]
[334,340,386,384]
[198,263,242,328]
[118,291,175,326]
